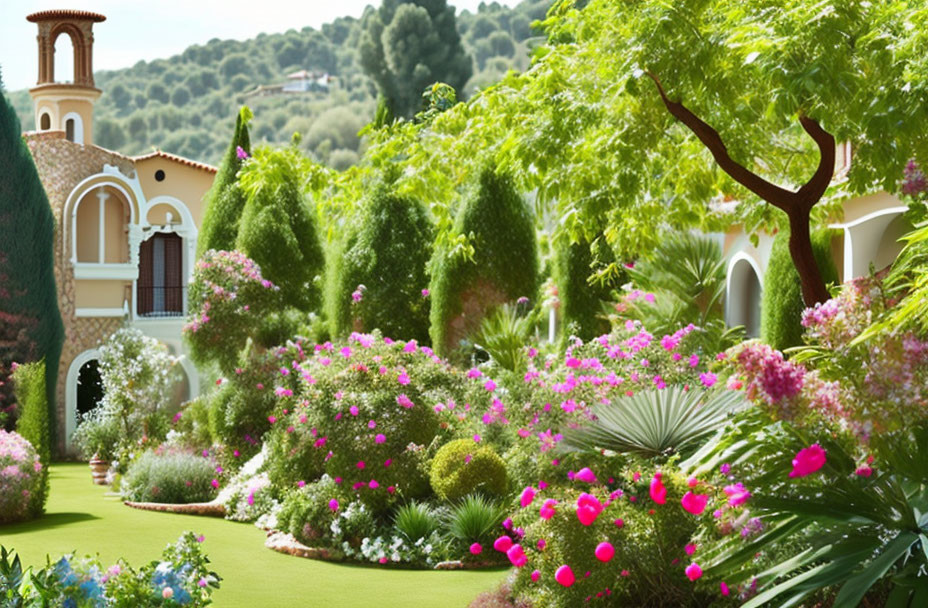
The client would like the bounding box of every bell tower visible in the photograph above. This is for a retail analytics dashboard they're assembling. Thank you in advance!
[27,10,106,146]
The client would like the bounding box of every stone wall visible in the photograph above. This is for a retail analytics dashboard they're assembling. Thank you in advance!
[24,131,136,455]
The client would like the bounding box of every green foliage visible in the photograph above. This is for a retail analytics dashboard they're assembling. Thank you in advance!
[360,0,473,118]
[511,468,709,608]
[430,438,508,502]
[277,476,344,547]
[0,532,220,606]
[560,386,747,459]
[122,449,219,504]
[9,4,539,165]
[71,407,122,461]
[429,166,539,355]
[185,250,281,375]
[446,494,506,546]
[236,145,326,312]
[394,501,440,542]
[326,183,434,342]
[761,228,839,351]
[196,106,252,258]
[553,235,616,342]
[471,304,532,373]
[0,85,63,449]
[11,360,49,516]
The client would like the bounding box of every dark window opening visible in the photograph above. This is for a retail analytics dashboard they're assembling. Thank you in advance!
[77,359,104,418]
[40,113,51,130]
[65,118,75,142]
[137,232,184,317]
[155,170,166,182]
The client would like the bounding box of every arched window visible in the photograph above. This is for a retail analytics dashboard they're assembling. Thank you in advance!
[65,118,75,142]
[52,27,78,84]
[62,112,84,144]
[74,187,130,264]
[40,112,51,130]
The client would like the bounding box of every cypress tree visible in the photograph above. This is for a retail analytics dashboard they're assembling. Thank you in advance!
[554,235,615,342]
[0,76,64,448]
[196,106,252,258]
[326,183,433,342]
[429,165,539,355]
[761,228,839,351]
[236,146,324,312]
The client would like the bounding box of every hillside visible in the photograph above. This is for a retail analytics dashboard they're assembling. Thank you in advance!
[9,0,551,168]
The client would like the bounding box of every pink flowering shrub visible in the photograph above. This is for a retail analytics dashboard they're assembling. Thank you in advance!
[0,430,44,523]
[263,332,484,513]
[184,250,279,374]
[506,464,714,607]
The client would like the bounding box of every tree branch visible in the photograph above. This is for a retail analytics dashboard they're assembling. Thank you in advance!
[795,115,836,210]
[646,71,796,211]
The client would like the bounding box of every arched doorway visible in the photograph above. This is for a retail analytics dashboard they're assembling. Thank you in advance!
[77,359,104,418]
[726,256,763,338]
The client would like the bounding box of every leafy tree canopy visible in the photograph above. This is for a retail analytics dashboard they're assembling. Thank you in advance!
[361,0,473,117]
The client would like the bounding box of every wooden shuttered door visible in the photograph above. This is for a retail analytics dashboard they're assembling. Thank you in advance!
[137,233,183,316]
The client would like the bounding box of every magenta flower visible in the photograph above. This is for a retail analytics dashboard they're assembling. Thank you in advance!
[236,145,249,160]
[681,491,709,515]
[484,379,497,392]
[574,467,597,483]
[723,483,751,507]
[520,486,537,508]
[397,372,410,385]
[396,394,414,409]
[506,544,528,568]
[421,288,430,297]
[211,479,219,489]
[720,581,730,596]
[470,542,482,555]
[493,536,513,552]
[699,372,718,388]
[539,498,557,520]
[685,543,697,555]
[375,434,386,444]
[789,444,827,478]
[576,493,604,526]
[530,570,541,582]
[555,565,575,587]
[685,562,703,581]
[328,498,339,511]
[594,542,614,562]
[650,472,667,505]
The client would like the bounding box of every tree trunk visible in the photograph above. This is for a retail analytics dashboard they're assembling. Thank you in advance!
[785,204,830,305]
[646,73,834,306]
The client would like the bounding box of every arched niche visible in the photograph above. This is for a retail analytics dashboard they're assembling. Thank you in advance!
[73,186,131,264]
[50,24,81,84]
[65,348,102,453]
[726,255,763,338]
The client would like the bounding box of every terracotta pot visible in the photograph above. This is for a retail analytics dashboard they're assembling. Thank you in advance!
[89,455,110,485]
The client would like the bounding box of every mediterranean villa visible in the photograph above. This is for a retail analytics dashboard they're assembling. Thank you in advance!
[22,10,216,454]
[19,10,909,455]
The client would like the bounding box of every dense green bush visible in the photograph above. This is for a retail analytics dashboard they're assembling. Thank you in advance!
[11,360,49,515]
[429,166,539,356]
[277,476,345,547]
[196,106,252,258]
[430,438,508,502]
[510,466,710,608]
[553,236,616,342]
[326,184,434,342]
[446,494,507,551]
[184,250,281,374]
[264,333,481,513]
[761,228,839,351]
[236,146,326,312]
[122,449,219,504]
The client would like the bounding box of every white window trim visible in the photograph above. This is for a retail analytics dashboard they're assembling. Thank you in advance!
[62,111,84,145]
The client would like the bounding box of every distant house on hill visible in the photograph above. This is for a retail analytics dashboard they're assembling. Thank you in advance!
[22,10,216,455]
[243,69,334,99]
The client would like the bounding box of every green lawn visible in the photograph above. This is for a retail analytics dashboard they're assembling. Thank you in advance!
[0,464,506,607]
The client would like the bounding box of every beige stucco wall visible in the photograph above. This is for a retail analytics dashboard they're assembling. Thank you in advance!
[135,157,214,225]
[75,280,129,308]
[72,185,131,263]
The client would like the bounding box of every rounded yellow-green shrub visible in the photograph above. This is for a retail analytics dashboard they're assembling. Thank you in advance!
[430,438,508,502]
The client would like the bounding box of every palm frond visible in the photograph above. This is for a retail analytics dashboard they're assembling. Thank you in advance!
[560,386,747,457]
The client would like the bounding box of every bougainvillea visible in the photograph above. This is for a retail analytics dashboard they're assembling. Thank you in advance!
[0,430,44,523]
[184,250,280,374]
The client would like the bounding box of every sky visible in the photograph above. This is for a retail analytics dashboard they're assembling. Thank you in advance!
[0,0,519,92]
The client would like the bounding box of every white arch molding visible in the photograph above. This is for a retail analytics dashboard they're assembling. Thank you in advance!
[64,348,101,453]
[61,111,84,144]
[830,206,909,281]
[726,252,764,338]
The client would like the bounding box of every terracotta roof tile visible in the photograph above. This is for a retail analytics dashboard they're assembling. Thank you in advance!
[133,150,218,174]
[27,10,106,22]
